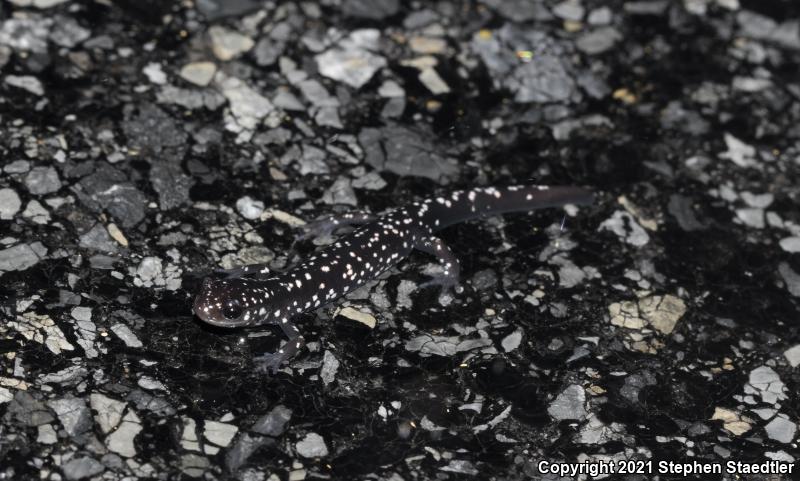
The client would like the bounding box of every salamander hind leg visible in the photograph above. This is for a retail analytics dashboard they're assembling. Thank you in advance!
[253,317,306,374]
[296,211,378,241]
[415,236,464,295]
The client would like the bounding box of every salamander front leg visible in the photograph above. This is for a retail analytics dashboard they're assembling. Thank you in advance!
[296,211,377,240]
[253,317,306,374]
[415,236,463,295]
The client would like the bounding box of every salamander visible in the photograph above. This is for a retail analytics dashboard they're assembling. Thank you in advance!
[193,185,593,372]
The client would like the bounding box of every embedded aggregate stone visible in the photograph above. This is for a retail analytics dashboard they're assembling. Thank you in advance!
[73,166,147,227]
[25,166,61,194]
[251,405,293,437]
[342,0,399,19]
[548,384,587,421]
[5,74,45,95]
[47,396,92,437]
[295,432,329,458]
[315,30,387,89]
[0,188,21,219]
[0,242,47,273]
[79,223,119,253]
[195,0,261,20]
[62,456,105,480]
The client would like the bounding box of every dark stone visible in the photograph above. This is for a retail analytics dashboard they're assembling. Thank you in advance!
[479,0,552,22]
[196,0,262,21]
[253,37,284,67]
[251,405,292,437]
[667,195,706,231]
[73,165,147,228]
[225,434,273,472]
[79,223,119,253]
[121,103,187,158]
[358,125,459,184]
[6,392,55,427]
[126,389,175,416]
[62,456,105,480]
[342,0,399,20]
[149,162,193,210]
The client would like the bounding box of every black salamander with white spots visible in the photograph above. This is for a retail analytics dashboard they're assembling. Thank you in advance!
[193,185,593,372]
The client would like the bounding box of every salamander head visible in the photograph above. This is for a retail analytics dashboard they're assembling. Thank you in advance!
[193,277,277,327]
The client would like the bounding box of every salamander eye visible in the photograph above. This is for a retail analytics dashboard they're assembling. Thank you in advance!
[222,299,243,320]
